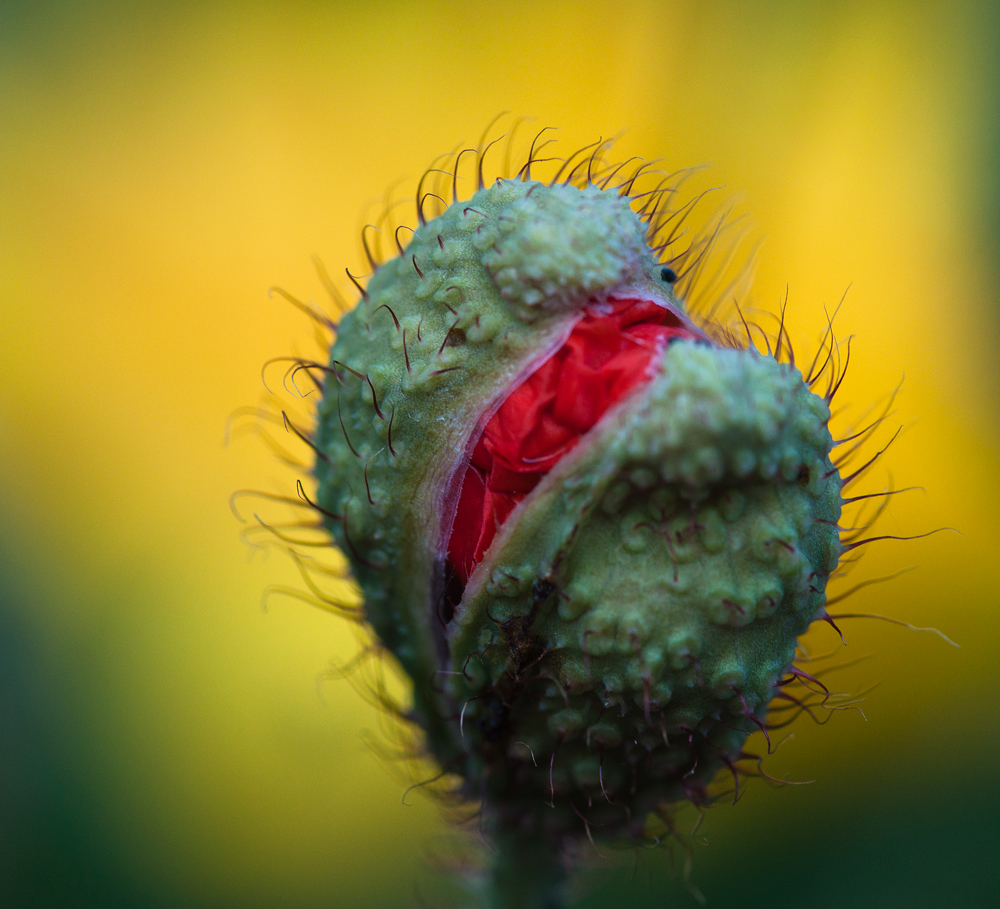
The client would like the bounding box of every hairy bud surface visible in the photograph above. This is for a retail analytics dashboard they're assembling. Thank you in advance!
[312,176,843,904]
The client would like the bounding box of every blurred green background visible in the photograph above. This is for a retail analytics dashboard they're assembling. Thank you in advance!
[2,1,999,906]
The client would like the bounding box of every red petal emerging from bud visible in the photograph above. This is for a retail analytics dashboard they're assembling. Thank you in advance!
[448,297,698,583]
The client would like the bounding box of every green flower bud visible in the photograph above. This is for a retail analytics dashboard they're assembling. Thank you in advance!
[311,167,842,907]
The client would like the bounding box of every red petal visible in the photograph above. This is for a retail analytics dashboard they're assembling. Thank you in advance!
[447,298,697,585]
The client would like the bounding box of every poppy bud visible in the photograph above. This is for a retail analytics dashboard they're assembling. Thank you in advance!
[312,175,842,907]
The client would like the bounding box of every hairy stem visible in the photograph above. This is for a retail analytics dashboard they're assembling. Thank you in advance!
[485,830,568,909]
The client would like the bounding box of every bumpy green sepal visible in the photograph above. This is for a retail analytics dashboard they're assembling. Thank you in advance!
[447,343,840,839]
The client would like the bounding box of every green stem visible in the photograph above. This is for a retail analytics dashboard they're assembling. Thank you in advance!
[485,830,568,909]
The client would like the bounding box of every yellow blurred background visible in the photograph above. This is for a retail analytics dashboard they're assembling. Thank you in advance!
[1,1,998,906]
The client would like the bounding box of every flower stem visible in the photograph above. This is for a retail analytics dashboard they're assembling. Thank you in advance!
[485,830,568,909]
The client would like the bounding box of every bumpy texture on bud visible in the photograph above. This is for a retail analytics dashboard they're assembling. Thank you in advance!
[313,178,842,907]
